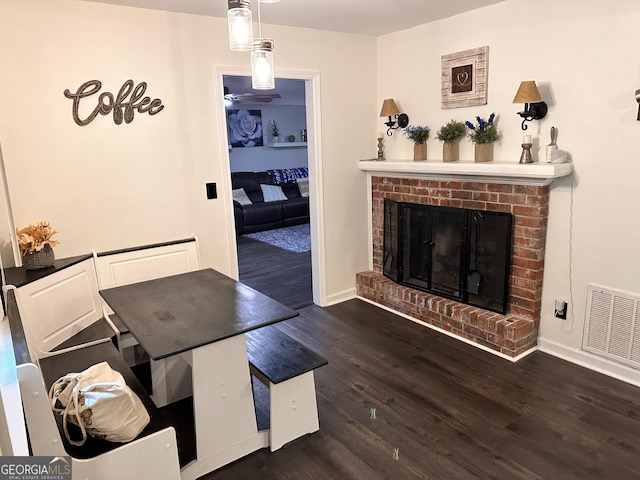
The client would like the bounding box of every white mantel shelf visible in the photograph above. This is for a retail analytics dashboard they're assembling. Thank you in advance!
[359,159,573,186]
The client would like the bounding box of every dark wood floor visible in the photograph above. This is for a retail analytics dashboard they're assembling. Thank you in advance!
[204,299,640,480]
[237,233,313,310]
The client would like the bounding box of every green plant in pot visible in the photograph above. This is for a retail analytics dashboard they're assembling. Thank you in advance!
[269,120,280,143]
[435,120,466,162]
[465,113,500,163]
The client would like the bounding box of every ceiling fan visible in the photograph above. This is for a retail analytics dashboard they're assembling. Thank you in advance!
[224,86,281,103]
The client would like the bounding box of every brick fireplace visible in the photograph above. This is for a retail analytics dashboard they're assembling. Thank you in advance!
[356,161,572,358]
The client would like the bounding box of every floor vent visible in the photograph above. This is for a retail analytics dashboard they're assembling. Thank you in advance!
[583,284,640,369]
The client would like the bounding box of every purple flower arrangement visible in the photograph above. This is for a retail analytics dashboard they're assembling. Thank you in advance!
[465,113,499,144]
[403,125,430,144]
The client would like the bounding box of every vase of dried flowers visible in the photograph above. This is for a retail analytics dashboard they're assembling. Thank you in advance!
[17,221,60,270]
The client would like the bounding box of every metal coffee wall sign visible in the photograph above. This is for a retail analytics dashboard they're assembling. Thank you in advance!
[64,79,164,126]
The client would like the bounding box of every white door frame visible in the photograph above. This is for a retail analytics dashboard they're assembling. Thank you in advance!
[214,66,326,307]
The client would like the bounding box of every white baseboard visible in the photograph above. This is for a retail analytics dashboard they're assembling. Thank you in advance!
[324,288,356,307]
[537,337,640,388]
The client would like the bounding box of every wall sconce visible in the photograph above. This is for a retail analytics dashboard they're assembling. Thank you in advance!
[227,0,253,51]
[380,98,409,136]
[512,81,548,130]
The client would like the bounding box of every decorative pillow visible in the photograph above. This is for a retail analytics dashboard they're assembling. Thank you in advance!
[267,167,309,184]
[292,167,308,179]
[267,169,295,184]
[260,184,288,202]
[296,178,309,197]
[232,188,252,205]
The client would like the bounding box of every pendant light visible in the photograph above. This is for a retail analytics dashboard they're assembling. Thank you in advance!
[251,0,275,90]
[251,39,275,90]
[227,0,253,51]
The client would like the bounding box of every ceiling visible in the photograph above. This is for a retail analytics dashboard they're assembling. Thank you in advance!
[84,0,507,102]
[224,75,305,105]
[84,0,507,37]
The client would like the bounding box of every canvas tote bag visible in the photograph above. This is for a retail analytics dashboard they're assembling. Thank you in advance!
[48,361,150,446]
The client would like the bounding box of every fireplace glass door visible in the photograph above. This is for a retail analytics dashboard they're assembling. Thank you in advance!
[398,202,466,300]
[383,199,512,314]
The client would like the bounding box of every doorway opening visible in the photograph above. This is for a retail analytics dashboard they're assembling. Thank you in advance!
[224,74,313,310]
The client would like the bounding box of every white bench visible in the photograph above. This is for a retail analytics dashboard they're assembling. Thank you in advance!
[0,318,28,456]
[3,256,114,361]
[1,237,201,466]
[3,238,200,363]
[1,314,181,479]
[245,325,327,451]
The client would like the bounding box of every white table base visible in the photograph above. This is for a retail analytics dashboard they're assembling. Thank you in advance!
[179,334,268,480]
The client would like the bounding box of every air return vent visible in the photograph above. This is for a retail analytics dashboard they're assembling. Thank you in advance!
[583,284,640,369]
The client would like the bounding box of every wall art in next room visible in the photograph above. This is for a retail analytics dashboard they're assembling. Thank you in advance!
[383,199,512,314]
[227,109,264,148]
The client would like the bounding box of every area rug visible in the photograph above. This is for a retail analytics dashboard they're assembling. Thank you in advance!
[245,223,311,253]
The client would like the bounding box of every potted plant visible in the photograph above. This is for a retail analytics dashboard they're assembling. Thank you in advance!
[17,220,60,270]
[465,113,499,163]
[436,120,466,162]
[269,120,280,143]
[403,125,430,161]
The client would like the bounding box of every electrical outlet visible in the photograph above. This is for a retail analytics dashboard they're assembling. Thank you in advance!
[554,299,567,320]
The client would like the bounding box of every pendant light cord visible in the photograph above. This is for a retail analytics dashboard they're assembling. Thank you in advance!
[257,0,263,38]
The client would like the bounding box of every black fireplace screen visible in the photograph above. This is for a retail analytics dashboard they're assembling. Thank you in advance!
[383,199,512,314]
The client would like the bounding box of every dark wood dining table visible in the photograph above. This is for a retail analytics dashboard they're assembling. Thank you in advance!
[99,268,298,479]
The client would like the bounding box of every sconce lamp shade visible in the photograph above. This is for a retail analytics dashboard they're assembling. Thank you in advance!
[513,80,548,130]
[380,98,401,117]
[513,81,542,104]
[228,0,253,51]
[251,39,275,90]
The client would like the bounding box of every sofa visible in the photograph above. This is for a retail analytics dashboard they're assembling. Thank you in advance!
[231,169,309,235]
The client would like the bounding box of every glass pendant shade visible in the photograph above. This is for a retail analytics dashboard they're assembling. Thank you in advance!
[227,0,253,51]
[251,39,275,90]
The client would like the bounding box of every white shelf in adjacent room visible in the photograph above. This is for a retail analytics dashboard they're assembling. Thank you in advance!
[267,142,307,148]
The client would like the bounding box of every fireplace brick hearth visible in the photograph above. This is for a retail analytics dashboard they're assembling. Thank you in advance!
[356,175,551,357]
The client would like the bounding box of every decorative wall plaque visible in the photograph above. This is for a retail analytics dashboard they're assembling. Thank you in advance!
[441,46,489,109]
[64,79,164,126]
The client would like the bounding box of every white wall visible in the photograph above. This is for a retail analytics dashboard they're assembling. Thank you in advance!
[0,0,375,301]
[377,0,640,381]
